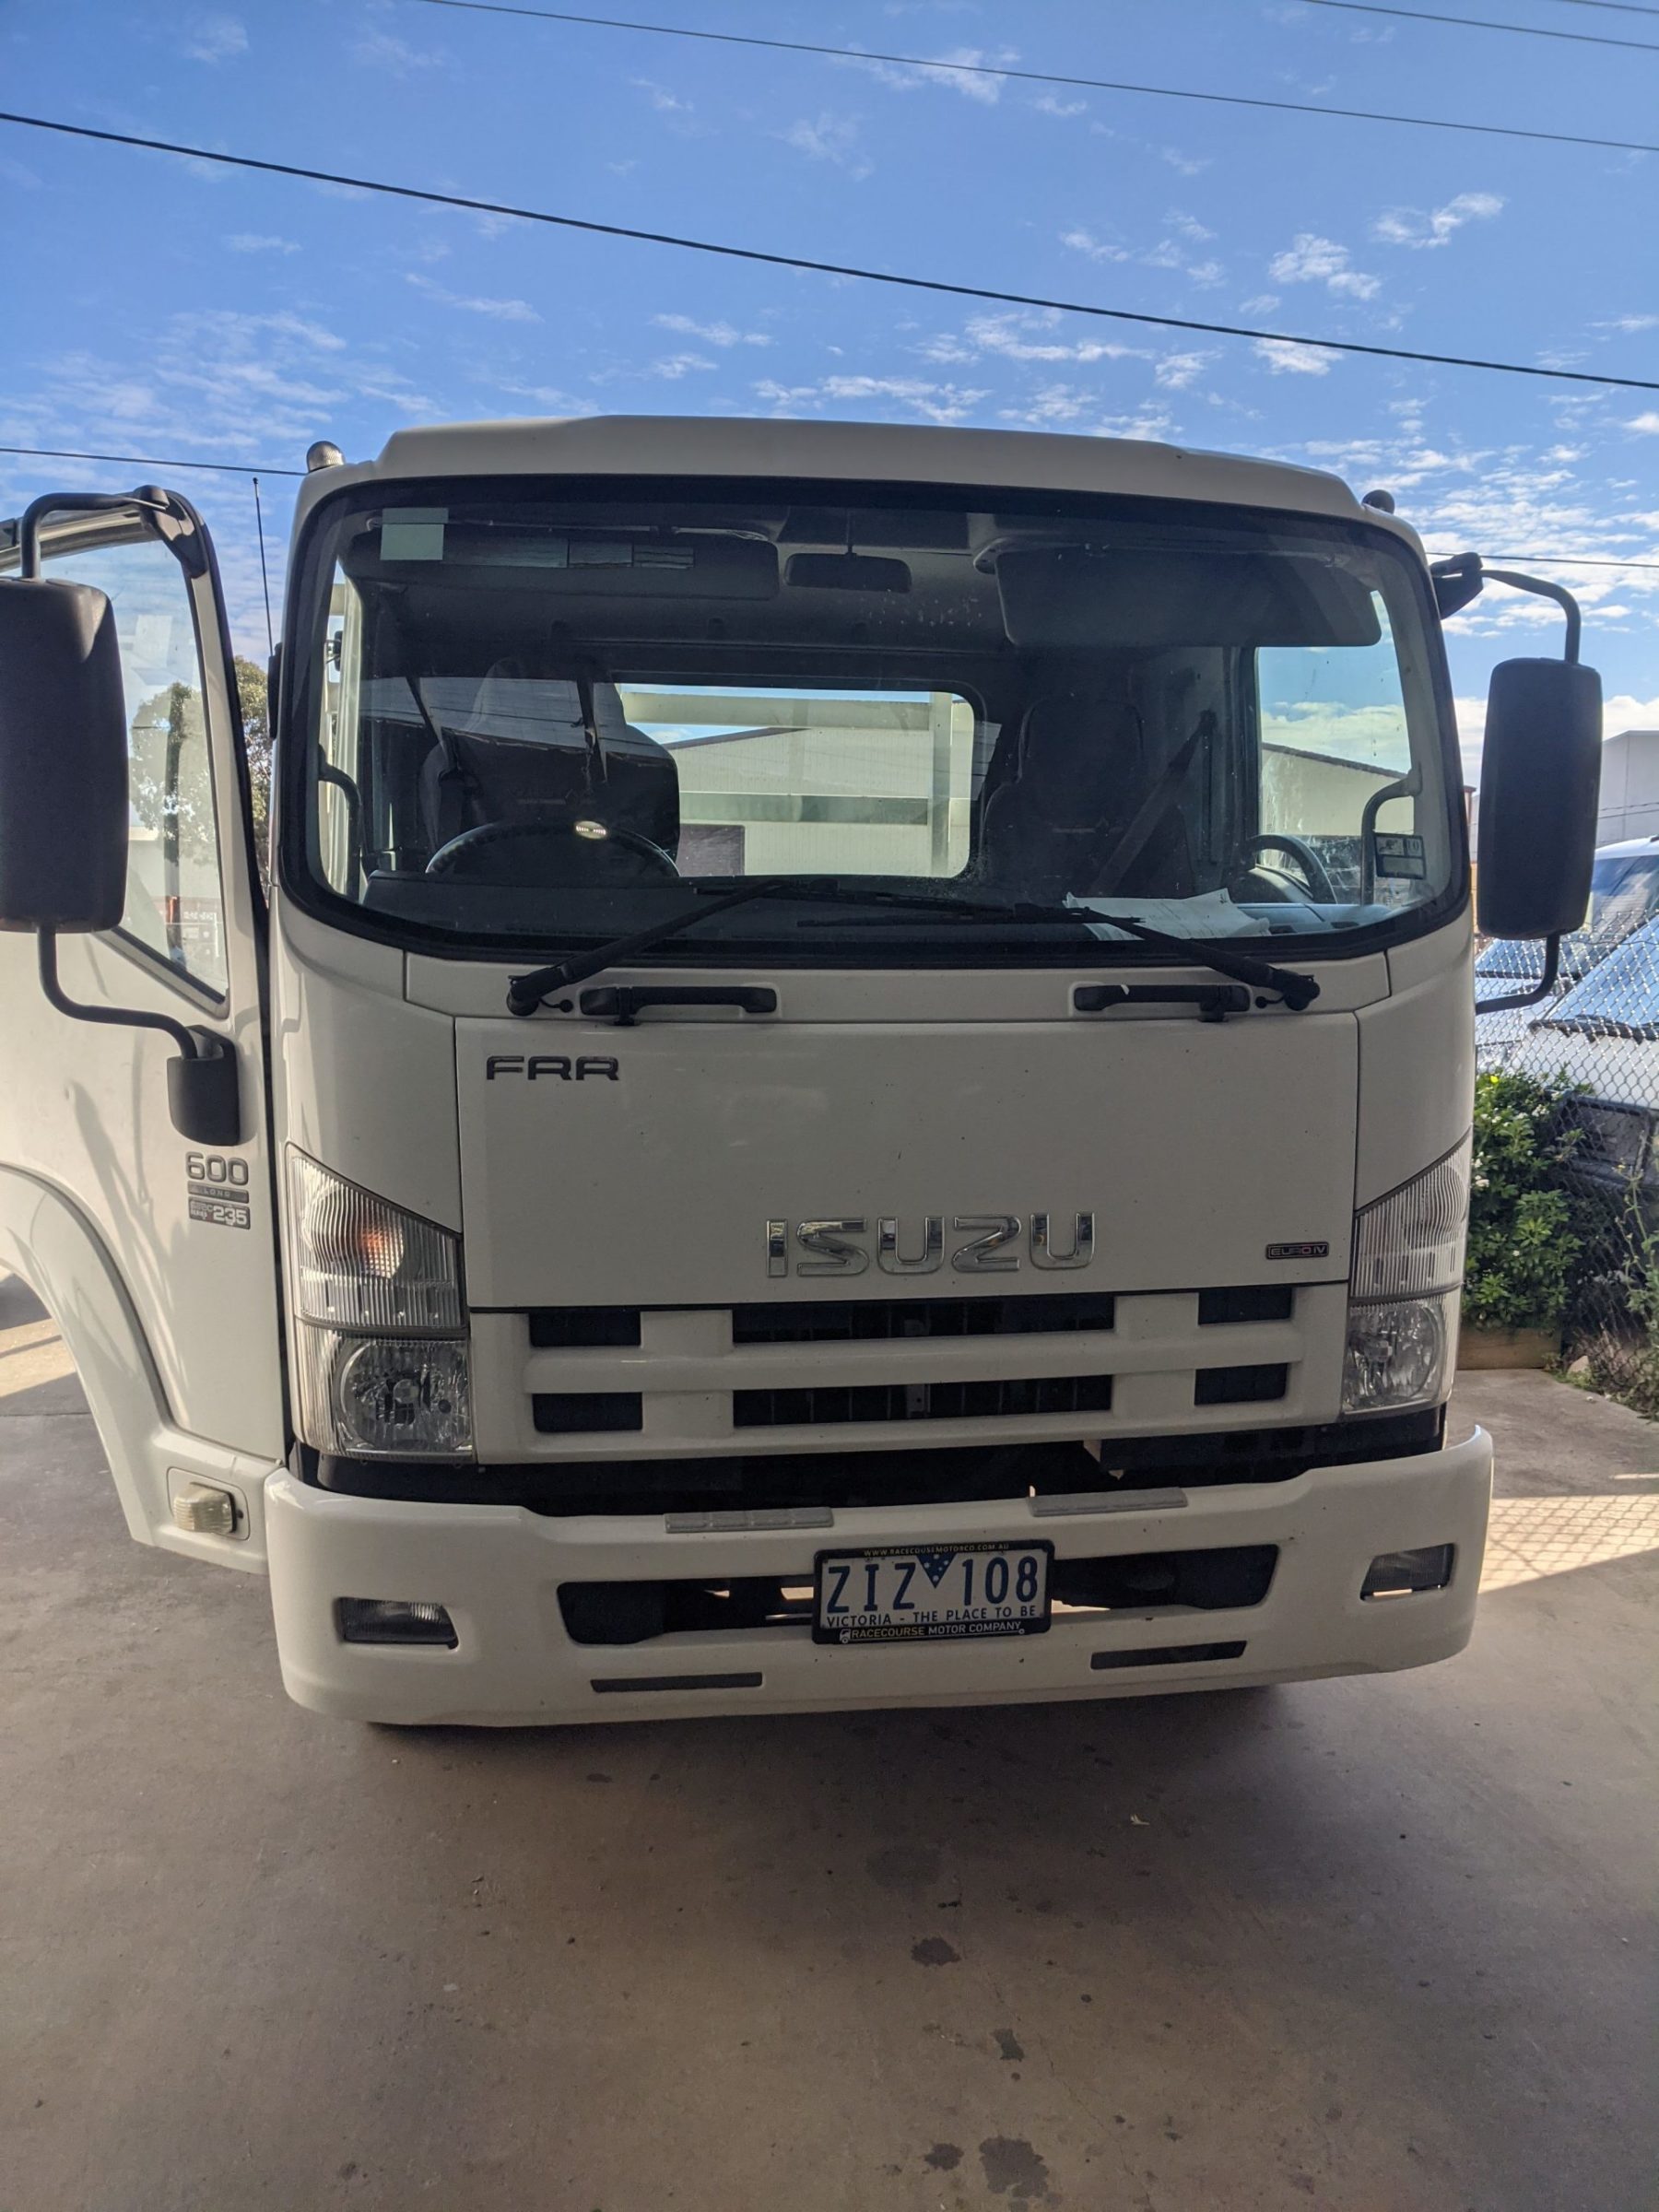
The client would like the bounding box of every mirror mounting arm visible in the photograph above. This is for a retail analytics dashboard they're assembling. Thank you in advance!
[1480,569,1582,665]
[1429,553,1583,664]
[18,487,201,582]
[37,932,241,1145]
[1474,932,1561,1017]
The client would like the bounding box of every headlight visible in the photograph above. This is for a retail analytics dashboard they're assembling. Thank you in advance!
[1342,1139,1469,1416]
[288,1153,473,1459]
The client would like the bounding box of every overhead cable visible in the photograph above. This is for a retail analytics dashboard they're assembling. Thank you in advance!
[401,0,1659,158]
[1301,0,1659,49]
[2,112,1656,392]
[0,442,306,477]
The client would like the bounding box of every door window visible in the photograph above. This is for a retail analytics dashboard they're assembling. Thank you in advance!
[45,536,229,994]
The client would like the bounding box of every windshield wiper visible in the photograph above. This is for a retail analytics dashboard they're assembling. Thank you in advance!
[505,881,1320,1016]
[802,890,1320,1009]
[1083,910,1320,1010]
[505,877,999,1011]
[507,877,802,1013]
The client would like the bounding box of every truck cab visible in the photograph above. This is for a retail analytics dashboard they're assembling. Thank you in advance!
[0,417,1602,1724]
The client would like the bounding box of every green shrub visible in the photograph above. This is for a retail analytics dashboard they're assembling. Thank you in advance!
[1462,1070,1582,1335]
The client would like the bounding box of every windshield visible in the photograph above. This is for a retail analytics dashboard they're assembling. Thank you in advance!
[288,478,1462,962]
[1476,850,1659,982]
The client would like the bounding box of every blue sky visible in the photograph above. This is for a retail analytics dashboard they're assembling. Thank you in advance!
[2,0,1656,774]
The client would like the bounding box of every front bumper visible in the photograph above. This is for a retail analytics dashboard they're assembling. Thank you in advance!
[265,1427,1493,1725]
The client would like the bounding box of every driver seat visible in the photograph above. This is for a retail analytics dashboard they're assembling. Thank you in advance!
[418,662,680,878]
[980,691,1145,901]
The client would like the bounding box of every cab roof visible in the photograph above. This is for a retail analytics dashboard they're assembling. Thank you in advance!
[293,413,1401,540]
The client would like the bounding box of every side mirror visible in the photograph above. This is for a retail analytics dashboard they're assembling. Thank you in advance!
[1476,657,1601,940]
[0,568,241,1146]
[0,577,129,931]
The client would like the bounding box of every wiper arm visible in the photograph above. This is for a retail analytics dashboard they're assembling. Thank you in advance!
[802,891,1320,1009]
[1089,912,1320,1011]
[505,880,1321,1016]
[506,877,801,1014]
[505,877,993,1011]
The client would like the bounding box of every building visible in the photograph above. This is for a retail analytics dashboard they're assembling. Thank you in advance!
[1596,729,1659,848]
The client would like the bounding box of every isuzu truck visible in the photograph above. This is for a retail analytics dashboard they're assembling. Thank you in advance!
[0,417,1601,1724]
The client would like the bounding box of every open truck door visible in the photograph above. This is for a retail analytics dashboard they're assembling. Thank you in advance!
[0,488,283,1564]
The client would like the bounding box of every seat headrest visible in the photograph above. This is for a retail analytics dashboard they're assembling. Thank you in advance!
[459,663,659,759]
[1012,693,1137,818]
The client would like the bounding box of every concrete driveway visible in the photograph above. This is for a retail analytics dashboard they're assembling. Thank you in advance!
[2,1272,1653,2212]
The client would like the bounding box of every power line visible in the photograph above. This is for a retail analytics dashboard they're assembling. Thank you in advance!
[0,441,304,477]
[402,0,1659,158]
[1474,553,1659,570]
[1302,0,1659,49]
[7,441,1655,573]
[4,112,1657,395]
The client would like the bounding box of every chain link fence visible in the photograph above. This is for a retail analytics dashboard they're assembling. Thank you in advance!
[1477,914,1659,1403]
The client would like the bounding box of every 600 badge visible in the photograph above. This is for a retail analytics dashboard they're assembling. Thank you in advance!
[185,1151,253,1232]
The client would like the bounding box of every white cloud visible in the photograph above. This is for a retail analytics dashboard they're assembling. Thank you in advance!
[1031,93,1086,117]
[1063,225,1221,286]
[939,312,1140,366]
[1629,413,1659,435]
[632,77,692,112]
[648,353,716,380]
[995,389,1176,441]
[225,233,298,254]
[1254,337,1334,376]
[406,275,539,323]
[1156,350,1210,390]
[754,375,990,426]
[777,114,873,178]
[653,315,771,348]
[1603,314,1659,335]
[352,29,443,75]
[841,48,1015,104]
[1267,234,1380,301]
[1373,192,1503,251]
[494,381,599,418]
[1061,227,1131,265]
[1160,147,1209,178]
[182,13,246,63]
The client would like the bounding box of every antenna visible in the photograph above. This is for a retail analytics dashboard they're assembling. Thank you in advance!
[252,477,275,656]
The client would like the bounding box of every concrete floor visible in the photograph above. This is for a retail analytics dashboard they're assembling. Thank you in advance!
[2,1274,1654,2212]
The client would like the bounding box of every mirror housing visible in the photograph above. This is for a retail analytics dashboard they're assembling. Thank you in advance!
[1476,657,1602,940]
[0,577,129,933]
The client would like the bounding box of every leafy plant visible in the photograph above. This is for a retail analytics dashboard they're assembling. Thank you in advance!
[1462,1069,1582,1334]
[1588,1181,1659,1415]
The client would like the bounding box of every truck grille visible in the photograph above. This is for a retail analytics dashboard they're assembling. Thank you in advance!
[732,1292,1117,1345]
[734,1372,1114,1429]
[474,1279,1333,1458]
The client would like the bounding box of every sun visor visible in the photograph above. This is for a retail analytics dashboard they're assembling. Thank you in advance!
[994,544,1382,650]
[353,517,780,601]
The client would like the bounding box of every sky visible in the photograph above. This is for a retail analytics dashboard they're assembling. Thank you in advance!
[2,0,1656,782]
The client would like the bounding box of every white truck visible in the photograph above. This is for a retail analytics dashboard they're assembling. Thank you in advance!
[0,418,1602,1725]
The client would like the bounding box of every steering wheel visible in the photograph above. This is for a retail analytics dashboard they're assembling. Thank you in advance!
[1231,832,1337,905]
[425,817,680,883]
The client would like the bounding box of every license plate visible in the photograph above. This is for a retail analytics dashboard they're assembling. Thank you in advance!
[813,1540,1053,1646]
